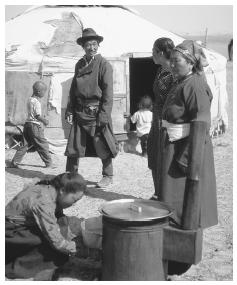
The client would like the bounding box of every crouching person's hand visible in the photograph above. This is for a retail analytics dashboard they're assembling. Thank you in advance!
[66,241,77,256]
[57,239,77,256]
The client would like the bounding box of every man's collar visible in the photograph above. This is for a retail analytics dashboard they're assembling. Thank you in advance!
[83,55,95,66]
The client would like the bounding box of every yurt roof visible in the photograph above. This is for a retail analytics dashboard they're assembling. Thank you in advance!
[5,5,226,73]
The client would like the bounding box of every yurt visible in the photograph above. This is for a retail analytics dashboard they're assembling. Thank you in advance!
[5,5,228,153]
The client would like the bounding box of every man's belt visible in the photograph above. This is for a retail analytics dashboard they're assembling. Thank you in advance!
[77,104,99,116]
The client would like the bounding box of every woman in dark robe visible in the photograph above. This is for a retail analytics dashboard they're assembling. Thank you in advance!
[159,40,218,275]
[147,38,175,200]
[5,172,86,279]
[160,40,218,229]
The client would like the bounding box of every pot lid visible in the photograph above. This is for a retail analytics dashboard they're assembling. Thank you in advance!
[100,199,172,222]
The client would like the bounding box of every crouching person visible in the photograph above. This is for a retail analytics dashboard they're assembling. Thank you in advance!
[5,172,86,280]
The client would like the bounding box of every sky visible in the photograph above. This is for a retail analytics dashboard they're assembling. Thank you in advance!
[129,5,233,36]
[5,4,233,36]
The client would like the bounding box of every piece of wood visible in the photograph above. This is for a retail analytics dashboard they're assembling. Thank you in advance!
[163,225,203,264]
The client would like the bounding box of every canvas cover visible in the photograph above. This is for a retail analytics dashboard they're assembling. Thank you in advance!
[5,5,228,138]
[6,5,185,72]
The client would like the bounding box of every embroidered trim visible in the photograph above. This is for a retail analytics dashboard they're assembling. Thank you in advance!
[174,47,197,63]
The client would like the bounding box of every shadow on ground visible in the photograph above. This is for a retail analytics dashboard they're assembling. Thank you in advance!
[5,166,46,180]
[85,180,97,186]
[85,187,137,201]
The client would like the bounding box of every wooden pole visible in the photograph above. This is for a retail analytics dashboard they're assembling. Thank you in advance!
[204,28,208,47]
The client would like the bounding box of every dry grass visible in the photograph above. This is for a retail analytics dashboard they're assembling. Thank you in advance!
[5,62,233,281]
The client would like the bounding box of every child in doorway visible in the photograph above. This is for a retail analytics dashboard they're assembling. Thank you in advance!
[131,95,153,157]
[10,81,53,168]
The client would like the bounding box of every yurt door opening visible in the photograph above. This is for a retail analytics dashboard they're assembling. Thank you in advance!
[129,57,157,131]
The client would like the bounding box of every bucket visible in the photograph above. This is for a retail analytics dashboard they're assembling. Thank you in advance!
[81,216,103,249]
[100,199,172,281]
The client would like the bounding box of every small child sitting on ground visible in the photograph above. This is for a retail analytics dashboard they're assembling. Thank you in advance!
[131,95,153,157]
[10,81,53,168]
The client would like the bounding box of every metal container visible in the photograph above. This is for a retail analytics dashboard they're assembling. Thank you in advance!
[100,199,172,281]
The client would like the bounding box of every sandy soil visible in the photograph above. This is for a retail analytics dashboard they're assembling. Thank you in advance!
[5,62,233,281]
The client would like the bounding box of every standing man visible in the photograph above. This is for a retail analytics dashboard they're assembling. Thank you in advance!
[65,28,118,188]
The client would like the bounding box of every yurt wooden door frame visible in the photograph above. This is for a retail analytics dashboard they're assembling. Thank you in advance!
[5,56,157,142]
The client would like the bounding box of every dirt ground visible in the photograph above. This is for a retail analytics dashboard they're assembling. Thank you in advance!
[5,62,233,281]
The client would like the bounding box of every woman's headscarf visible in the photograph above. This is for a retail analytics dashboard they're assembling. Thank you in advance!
[173,40,209,73]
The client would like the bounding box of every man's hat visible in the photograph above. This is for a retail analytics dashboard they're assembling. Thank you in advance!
[77,28,103,46]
